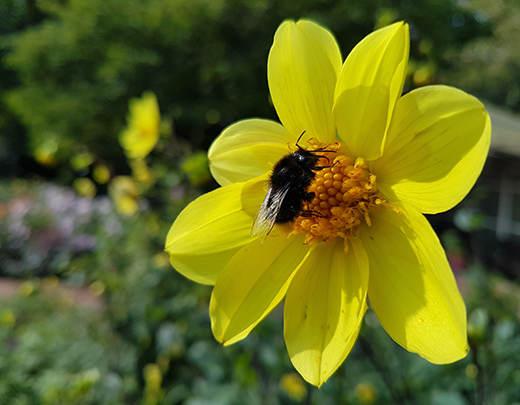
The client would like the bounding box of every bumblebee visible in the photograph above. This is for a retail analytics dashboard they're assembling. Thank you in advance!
[251,132,336,241]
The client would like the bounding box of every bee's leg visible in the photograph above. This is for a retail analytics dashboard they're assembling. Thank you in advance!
[301,194,327,219]
[300,209,327,219]
[314,157,339,170]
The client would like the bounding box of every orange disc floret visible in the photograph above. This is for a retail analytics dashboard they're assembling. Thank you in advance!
[291,146,397,251]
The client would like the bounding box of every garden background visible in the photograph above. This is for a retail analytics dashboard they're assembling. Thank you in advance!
[1,0,520,404]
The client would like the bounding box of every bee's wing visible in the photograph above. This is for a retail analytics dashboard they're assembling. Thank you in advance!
[251,184,290,243]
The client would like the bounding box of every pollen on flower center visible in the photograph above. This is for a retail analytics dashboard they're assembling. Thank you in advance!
[291,144,396,251]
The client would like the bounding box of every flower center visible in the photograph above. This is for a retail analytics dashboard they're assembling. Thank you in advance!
[291,141,396,251]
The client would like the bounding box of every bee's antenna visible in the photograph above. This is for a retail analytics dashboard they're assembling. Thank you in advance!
[295,130,337,154]
[295,131,306,148]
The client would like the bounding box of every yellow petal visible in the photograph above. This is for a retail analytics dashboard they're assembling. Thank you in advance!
[165,181,262,285]
[357,204,468,363]
[208,119,293,186]
[284,238,369,387]
[333,22,409,161]
[268,20,342,143]
[372,85,490,214]
[210,233,308,345]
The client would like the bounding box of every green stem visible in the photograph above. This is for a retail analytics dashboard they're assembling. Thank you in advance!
[469,339,484,405]
[357,334,411,405]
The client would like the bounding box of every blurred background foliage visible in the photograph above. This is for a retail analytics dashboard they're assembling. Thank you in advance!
[0,0,519,404]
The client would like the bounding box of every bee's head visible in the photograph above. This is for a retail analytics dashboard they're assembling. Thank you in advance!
[293,148,321,167]
[291,132,338,170]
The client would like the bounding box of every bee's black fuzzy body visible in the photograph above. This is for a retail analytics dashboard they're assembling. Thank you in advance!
[268,148,321,224]
[251,132,336,241]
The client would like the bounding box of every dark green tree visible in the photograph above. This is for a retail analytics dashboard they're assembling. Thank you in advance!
[1,0,491,181]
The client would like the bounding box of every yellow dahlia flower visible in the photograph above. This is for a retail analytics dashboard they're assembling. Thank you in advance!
[108,175,140,216]
[119,92,160,160]
[165,20,491,386]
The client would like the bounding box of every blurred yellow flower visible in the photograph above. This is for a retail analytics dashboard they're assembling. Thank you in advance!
[43,276,59,291]
[413,62,436,87]
[129,158,155,186]
[0,309,15,328]
[33,137,58,168]
[280,373,307,401]
[73,177,96,199]
[108,176,140,216]
[466,364,479,379]
[153,252,171,269]
[166,20,491,386]
[89,280,105,296]
[93,164,111,184]
[355,382,377,404]
[143,363,163,405]
[70,152,94,171]
[18,280,36,297]
[119,92,160,160]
